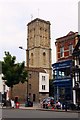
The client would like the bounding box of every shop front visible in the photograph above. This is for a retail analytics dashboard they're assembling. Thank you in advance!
[52,60,72,103]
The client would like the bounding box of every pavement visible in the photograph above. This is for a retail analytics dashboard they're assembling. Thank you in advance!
[19,102,41,110]
[0,102,80,113]
[19,102,80,113]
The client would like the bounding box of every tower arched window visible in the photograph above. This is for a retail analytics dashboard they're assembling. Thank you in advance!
[43,52,46,65]
[31,53,33,65]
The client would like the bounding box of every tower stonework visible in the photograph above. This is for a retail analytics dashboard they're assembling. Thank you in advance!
[26,18,52,79]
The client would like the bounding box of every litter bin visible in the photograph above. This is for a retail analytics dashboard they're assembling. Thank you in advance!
[25,101,33,107]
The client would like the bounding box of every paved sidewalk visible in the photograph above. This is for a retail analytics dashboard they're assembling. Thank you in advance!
[19,103,80,113]
[1,102,80,113]
[19,102,41,110]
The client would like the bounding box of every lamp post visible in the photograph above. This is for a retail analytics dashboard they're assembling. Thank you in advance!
[19,46,29,101]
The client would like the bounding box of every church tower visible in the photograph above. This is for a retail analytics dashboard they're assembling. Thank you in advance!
[26,18,52,79]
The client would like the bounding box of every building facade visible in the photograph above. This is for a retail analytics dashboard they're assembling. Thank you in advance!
[52,31,78,103]
[26,18,52,79]
[0,62,9,102]
[52,60,72,102]
[12,18,52,103]
[55,31,78,61]
[72,36,80,105]
[12,68,49,102]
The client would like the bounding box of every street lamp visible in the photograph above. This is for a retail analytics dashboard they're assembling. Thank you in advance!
[19,46,29,101]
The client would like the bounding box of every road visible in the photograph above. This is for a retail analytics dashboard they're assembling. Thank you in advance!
[1,108,79,119]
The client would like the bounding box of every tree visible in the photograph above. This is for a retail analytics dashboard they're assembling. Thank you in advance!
[2,51,28,98]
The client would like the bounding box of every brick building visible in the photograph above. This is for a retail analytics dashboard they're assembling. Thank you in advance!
[55,31,78,62]
[52,31,78,103]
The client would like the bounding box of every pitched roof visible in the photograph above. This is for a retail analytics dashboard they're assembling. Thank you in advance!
[56,31,78,41]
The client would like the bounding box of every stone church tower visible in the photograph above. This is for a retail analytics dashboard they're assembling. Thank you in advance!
[26,18,52,79]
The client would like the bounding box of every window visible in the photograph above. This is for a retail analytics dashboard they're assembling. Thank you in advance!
[31,53,33,65]
[42,76,45,81]
[29,84,31,89]
[42,85,45,90]
[29,74,31,78]
[60,47,64,58]
[43,52,46,65]
[69,44,73,55]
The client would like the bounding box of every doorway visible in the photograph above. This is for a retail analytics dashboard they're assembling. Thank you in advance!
[33,94,36,102]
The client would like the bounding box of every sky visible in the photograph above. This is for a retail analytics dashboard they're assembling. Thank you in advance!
[0,0,79,64]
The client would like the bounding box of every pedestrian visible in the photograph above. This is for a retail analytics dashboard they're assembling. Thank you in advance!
[11,99,15,108]
[55,100,61,109]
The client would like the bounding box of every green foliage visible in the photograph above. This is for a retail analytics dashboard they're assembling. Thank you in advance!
[2,51,28,88]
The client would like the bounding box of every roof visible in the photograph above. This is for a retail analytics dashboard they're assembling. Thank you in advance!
[56,31,78,41]
[27,18,50,26]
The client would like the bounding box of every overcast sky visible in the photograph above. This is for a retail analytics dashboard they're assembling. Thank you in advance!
[0,0,79,64]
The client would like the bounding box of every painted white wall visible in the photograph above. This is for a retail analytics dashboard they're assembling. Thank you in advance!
[39,72,49,92]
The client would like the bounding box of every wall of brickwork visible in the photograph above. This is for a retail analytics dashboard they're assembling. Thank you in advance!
[55,32,78,62]
[12,82,27,103]
[12,69,49,103]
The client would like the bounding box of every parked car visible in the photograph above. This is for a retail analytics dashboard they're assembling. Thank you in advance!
[42,97,54,109]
